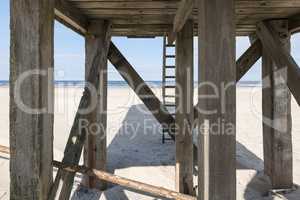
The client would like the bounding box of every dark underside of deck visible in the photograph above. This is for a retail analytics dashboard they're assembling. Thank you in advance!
[62,0,300,37]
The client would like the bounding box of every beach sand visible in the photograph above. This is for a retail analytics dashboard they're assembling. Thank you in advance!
[0,86,299,199]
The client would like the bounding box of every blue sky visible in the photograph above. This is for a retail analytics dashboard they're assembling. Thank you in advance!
[1,1,299,81]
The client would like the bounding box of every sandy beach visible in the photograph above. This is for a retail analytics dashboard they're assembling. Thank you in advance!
[0,86,299,200]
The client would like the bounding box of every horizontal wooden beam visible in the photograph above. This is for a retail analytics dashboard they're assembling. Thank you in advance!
[55,0,88,36]
[53,161,196,200]
[108,42,175,139]
[256,21,300,106]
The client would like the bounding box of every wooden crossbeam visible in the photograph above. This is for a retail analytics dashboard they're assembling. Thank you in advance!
[257,21,300,106]
[55,0,88,36]
[108,42,176,139]
[194,40,262,119]
[53,161,196,200]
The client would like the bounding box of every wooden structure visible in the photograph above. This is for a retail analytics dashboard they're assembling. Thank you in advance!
[9,0,300,200]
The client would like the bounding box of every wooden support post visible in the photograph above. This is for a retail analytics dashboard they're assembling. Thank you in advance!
[48,21,111,200]
[175,20,194,195]
[198,0,236,200]
[108,42,175,139]
[257,21,300,106]
[10,0,54,199]
[261,20,293,189]
[83,20,111,190]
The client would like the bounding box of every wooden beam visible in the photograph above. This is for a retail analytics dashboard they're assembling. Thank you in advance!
[55,0,88,36]
[194,40,262,120]
[173,0,194,33]
[257,21,300,106]
[83,20,112,190]
[48,21,111,200]
[175,20,194,195]
[261,20,293,189]
[53,161,196,200]
[108,42,175,139]
[10,1,54,199]
[198,0,236,199]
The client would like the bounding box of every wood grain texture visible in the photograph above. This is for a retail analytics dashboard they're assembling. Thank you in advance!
[82,20,111,190]
[261,20,293,189]
[175,20,194,195]
[257,21,300,106]
[173,0,194,33]
[197,0,236,199]
[108,42,176,139]
[48,21,111,200]
[10,0,54,199]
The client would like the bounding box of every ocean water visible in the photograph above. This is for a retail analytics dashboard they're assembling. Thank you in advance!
[0,80,261,87]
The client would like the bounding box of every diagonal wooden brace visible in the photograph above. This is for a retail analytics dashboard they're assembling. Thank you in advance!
[108,42,176,139]
[256,21,300,106]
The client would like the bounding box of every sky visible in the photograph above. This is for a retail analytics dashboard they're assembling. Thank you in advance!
[1,1,300,81]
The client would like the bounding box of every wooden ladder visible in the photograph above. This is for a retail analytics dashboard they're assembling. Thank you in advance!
[162,36,176,143]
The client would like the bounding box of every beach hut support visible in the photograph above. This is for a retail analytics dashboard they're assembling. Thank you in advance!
[175,20,195,195]
[82,20,112,190]
[257,20,294,189]
[10,1,55,199]
[107,42,176,138]
[48,21,112,200]
[197,0,236,199]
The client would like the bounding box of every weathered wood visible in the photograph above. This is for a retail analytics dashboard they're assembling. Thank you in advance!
[55,0,88,36]
[175,20,194,195]
[194,40,262,120]
[256,21,300,106]
[198,0,236,200]
[173,0,194,33]
[53,161,197,200]
[261,20,293,189]
[0,145,9,155]
[108,42,175,139]
[83,20,111,190]
[10,1,54,199]
[48,21,111,200]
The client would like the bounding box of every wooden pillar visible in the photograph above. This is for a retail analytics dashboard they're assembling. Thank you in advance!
[261,20,293,189]
[175,20,194,195]
[10,0,54,199]
[197,0,236,200]
[83,20,111,190]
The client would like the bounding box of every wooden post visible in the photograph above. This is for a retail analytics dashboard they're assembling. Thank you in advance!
[10,0,54,199]
[83,20,111,190]
[261,20,293,189]
[175,20,194,195]
[198,0,236,200]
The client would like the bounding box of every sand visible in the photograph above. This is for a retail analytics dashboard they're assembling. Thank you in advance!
[0,86,299,200]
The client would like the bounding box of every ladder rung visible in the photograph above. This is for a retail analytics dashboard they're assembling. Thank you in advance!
[165,65,175,68]
[165,85,176,88]
[165,104,175,107]
[166,55,175,58]
[166,44,175,47]
[165,76,175,79]
[165,95,175,98]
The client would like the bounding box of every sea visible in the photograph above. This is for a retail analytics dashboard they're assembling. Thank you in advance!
[0,80,261,88]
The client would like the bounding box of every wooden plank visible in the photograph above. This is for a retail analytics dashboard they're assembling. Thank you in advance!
[261,20,293,189]
[82,20,111,190]
[175,20,194,195]
[48,20,111,200]
[197,0,236,199]
[55,0,88,35]
[107,42,175,139]
[10,0,54,199]
[256,21,300,106]
[173,0,194,33]
[53,161,197,200]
